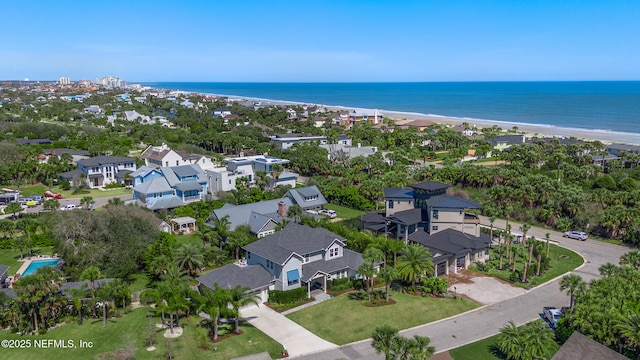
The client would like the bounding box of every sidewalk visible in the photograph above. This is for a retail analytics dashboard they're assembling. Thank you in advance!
[240,305,338,357]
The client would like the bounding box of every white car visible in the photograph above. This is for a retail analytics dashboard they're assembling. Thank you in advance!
[563,231,587,241]
[543,307,563,328]
[60,204,77,211]
[319,209,337,218]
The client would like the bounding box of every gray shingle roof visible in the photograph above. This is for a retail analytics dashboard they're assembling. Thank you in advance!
[43,148,89,156]
[486,134,525,146]
[384,187,414,199]
[131,165,158,178]
[208,198,294,232]
[146,196,186,210]
[60,279,113,297]
[301,249,363,282]
[133,177,173,194]
[386,208,424,225]
[551,331,629,360]
[409,228,490,258]
[428,195,483,209]
[247,212,279,234]
[410,181,451,192]
[171,165,200,178]
[174,181,202,192]
[197,264,274,291]
[243,223,345,265]
[77,156,135,167]
[59,169,85,180]
[285,186,327,209]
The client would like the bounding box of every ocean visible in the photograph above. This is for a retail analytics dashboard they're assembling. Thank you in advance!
[141,81,640,135]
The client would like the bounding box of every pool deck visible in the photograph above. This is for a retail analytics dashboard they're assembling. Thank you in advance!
[15,255,59,277]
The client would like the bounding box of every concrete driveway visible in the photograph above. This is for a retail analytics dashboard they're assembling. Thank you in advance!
[300,220,629,359]
[240,305,338,358]
[445,271,526,305]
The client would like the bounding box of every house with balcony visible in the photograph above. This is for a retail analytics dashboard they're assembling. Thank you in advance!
[130,164,208,210]
[59,156,136,188]
[206,155,297,193]
[361,180,490,276]
[243,223,364,295]
[141,143,191,168]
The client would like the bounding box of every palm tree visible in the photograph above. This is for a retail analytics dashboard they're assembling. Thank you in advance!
[196,285,230,341]
[80,266,102,318]
[175,243,204,276]
[228,285,260,333]
[522,320,556,360]
[545,233,550,258]
[69,287,87,325]
[387,239,405,266]
[519,223,531,249]
[80,195,95,210]
[371,325,399,360]
[497,321,524,360]
[107,197,124,206]
[254,170,269,191]
[396,244,433,287]
[488,215,496,248]
[560,274,586,309]
[618,313,640,356]
[287,204,303,224]
[379,266,399,303]
[211,215,231,250]
[358,261,376,304]
[620,250,640,269]
[227,225,253,261]
[410,335,436,360]
[599,262,617,277]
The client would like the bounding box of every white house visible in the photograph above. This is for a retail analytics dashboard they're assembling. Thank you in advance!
[60,156,136,188]
[206,155,297,193]
[141,143,191,168]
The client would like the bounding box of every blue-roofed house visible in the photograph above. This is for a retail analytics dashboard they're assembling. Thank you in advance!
[131,164,208,210]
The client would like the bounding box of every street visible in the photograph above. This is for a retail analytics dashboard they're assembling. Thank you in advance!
[299,218,630,359]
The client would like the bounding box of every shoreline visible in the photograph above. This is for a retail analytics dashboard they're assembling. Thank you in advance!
[147,86,640,145]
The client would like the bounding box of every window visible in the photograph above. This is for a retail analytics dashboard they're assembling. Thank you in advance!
[165,161,169,167]
[176,160,179,166]
[433,209,439,220]
[228,179,232,185]
[432,225,438,231]
[247,252,251,259]
[388,200,394,209]
[459,210,463,215]
[329,248,339,257]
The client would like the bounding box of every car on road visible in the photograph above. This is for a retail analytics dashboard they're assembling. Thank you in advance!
[26,200,38,208]
[543,307,563,328]
[59,204,76,211]
[319,209,337,218]
[563,230,588,241]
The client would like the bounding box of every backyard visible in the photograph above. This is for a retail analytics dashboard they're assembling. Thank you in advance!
[286,288,479,345]
[322,203,366,219]
[0,246,53,276]
[0,307,282,360]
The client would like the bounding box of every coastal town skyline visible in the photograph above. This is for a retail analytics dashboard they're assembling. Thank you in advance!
[2,0,639,82]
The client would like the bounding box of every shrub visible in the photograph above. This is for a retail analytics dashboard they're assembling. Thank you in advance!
[105,183,125,189]
[327,277,353,292]
[422,277,449,295]
[268,287,307,304]
[60,181,71,190]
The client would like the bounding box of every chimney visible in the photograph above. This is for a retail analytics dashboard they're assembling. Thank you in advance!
[277,201,287,217]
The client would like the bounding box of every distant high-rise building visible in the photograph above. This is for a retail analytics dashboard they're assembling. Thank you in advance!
[99,75,126,88]
[59,77,71,85]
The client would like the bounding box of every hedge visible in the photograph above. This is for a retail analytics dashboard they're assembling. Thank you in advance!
[268,287,307,304]
[327,277,353,292]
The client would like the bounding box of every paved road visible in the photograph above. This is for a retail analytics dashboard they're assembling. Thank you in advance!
[0,193,133,219]
[299,218,630,359]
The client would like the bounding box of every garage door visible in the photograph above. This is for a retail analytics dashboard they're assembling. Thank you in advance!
[456,256,466,268]
[436,262,447,276]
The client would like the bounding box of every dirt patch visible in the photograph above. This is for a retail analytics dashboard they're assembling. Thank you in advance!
[432,351,455,360]
[448,274,526,305]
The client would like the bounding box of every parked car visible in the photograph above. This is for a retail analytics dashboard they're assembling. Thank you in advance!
[543,307,563,328]
[563,231,588,241]
[59,204,76,211]
[319,209,337,218]
[29,196,43,204]
[26,200,37,208]
[18,197,30,206]
[44,190,62,200]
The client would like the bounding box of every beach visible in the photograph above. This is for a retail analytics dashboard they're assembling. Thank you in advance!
[223,95,640,145]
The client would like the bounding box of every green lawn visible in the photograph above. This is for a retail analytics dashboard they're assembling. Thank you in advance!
[0,246,53,276]
[286,289,480,345]
[475,243,584,288]
[127,273,151,293]
[448,331,560,360]
[0,307,282,360]
[323,204,366,219]
[18,183,131,199]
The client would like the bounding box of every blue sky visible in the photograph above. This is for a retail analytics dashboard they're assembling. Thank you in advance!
[2,0,639,82]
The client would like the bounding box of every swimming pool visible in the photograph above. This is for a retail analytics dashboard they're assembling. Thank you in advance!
[21,258,60,276]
